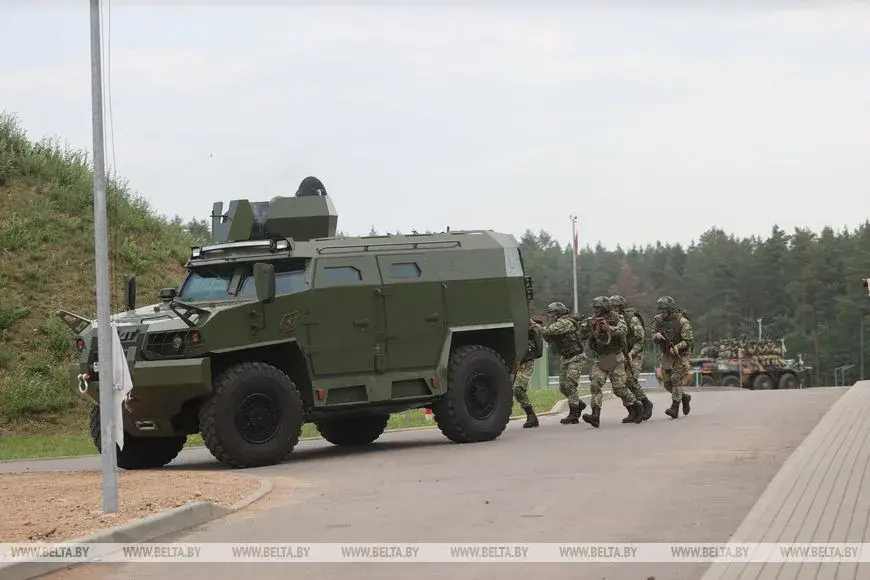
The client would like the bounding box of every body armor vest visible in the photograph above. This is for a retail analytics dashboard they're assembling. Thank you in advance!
[550,317,583,358]
[659,314,683,345]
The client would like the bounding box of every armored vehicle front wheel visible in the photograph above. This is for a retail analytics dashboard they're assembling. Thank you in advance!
[199,361,304,468]
[315,414,390,446]
[89,406,186,470]
[433,344,513,444]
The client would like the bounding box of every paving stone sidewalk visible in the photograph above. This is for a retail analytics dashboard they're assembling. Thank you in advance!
[703,382,870,580]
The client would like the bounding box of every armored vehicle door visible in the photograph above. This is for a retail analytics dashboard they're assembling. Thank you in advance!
[375,254,444,371]
[307,256,381,376]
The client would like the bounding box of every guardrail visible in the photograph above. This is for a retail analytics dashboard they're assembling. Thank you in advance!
[546,372,660,389]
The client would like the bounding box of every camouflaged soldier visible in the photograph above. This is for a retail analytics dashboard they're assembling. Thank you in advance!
[609,294,653,420]
[582,296,644,427]
[652,296,694,419]
[513,317,545,428]
[532,302,587,424]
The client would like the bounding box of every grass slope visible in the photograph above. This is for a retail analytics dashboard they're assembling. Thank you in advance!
[0,112,196,433]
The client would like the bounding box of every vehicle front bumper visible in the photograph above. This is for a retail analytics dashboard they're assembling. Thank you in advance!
[70,357,212,437]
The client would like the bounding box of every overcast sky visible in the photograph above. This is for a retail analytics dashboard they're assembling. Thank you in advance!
[2,1,869,250]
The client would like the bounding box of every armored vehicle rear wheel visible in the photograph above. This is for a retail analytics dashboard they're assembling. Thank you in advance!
[89,406,186,470]
[721,375,741,388]
[433,344,513,444]
[778,372,799,390]
[701,375,717,386]
[315,414,390,446]
[199,361,304,468]
[753,373,774,390]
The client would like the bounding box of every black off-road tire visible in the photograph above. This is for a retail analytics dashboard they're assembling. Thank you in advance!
[199,361,304,468]
[315,414,390,447]
[701,375,717,387]
[721,375,742,388]
[89,405,186,470]
[753,373,774,390]
[778,372,799,390]
[432,344,513,444]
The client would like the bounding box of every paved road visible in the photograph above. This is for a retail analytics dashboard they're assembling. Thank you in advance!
[30,387,847,580]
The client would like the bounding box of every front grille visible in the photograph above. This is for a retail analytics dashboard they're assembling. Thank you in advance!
[145,330,199,358]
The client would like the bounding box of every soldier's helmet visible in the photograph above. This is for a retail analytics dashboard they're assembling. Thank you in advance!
[592,296,611,314]
[609,295,627,310]
[656,296,676,312]
[546,302,569,319]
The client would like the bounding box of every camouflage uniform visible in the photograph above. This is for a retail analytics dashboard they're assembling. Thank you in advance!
[652,296,694,419]
[513,320,543,428]
[581,296,644,428]
[533,302,587,424]
[610,295,653,421]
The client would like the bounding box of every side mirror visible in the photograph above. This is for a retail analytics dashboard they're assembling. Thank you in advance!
[253,263,276,303]
[159,287,178,302]
[126,276,137,311]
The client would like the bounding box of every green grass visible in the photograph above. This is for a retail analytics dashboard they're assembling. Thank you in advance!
[0,388,574,462]
[0,111,205,429]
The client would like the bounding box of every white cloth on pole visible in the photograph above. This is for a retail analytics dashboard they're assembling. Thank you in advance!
[111,322,134,450]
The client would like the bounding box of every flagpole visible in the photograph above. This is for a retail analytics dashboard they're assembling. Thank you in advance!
[90,0,119,513]
[571,215,578,313]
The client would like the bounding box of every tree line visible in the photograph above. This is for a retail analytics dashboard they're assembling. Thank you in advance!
[518,224,870,386]
[168,213,870,385]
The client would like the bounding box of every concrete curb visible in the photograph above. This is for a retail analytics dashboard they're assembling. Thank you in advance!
[0,474,272,580]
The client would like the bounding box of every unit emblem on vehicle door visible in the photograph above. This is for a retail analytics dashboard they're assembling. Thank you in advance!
[281,311,300,332]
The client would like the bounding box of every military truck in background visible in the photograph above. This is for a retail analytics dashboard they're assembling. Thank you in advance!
[684,356,811,389]
[58,177,535,469]
[654,339,813,389]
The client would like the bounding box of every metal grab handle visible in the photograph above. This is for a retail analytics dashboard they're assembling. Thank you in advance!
[353,318,370,327]
[424,314,440,322]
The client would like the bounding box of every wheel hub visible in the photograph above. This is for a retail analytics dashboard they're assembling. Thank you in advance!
[465,371,497,420]
[235,392,281,444]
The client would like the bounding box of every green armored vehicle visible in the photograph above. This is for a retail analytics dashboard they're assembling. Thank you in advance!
[58,177,534,469]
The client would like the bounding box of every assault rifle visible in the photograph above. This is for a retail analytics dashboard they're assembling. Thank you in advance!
[531,314,547,325]
[654,332,683,356]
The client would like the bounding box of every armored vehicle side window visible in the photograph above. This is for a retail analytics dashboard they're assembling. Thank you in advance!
[388,262,421,279]
[238,260,309,298]
[321,266,362,285]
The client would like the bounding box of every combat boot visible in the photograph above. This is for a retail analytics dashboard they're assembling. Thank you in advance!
[631,400,644,423]
[681,393,691,416]
[621,403,636,424]
[522,404,539,428]
[665,400,680,419]
[560,403,581,424]
[582,405,600,428]
[641,397,654,421]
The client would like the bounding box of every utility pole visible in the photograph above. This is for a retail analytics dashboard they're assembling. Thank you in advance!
[570,215,578,313]
[757,318,762,341]
[90,0,118,513]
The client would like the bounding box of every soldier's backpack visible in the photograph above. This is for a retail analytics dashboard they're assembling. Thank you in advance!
[624,308,645,346]
[528,326,544,359]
